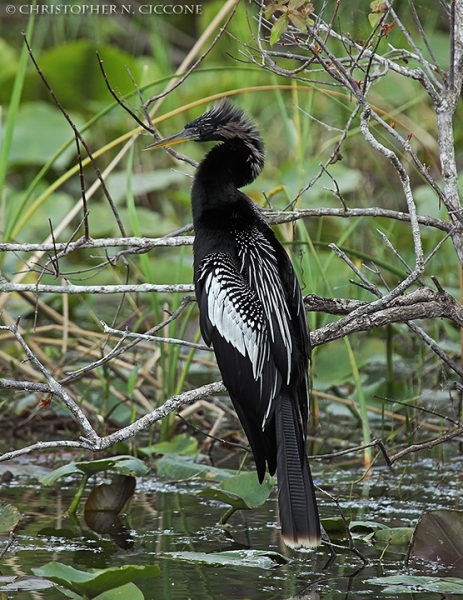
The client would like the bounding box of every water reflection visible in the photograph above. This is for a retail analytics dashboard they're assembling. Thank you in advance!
[1,456,462,599]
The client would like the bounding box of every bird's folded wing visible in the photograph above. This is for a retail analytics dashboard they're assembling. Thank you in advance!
[196,252,282,426]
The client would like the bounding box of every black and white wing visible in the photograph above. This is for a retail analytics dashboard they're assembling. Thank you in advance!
[195,252,282,478]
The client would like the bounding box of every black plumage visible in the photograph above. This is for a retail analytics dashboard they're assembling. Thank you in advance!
[146,99,321,548]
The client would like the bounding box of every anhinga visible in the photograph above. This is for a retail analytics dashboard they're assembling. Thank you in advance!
[146,99,321,548]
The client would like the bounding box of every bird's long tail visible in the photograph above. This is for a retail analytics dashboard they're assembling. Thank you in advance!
[275,394,321,548]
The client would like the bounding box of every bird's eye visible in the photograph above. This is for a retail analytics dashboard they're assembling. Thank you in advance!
[192,127,200,134]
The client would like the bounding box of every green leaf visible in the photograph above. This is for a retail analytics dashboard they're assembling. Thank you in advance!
[8,102,84,168]
[220,472,275,509]
[40,463,81,486]
[31,563,159,599]
[366,575,463,594]
[40,456,149,486]
[414,509,463,565]
[94,583,144,600]
[141,434,199,457]
[38,41,140,109]
[155,455,234,481]
[269,15,289,46]
[0,575,54,593]
[163,549,288,569]
[374,527,414,545]
[198,472,275,511]
[198,487,246,511]
[0,502,20,533]
[349,520,388,532]
[320,517,348,533]
[368,12,383,28]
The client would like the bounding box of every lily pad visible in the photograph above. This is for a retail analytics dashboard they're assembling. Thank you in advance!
[163,549,288,569]
[94,583,145,599]
[32,562,159,599]
[374,527,414,545]
[366,575,463,594]
[155,454,234,481]
[141,434,198,457]
[40,456,149,486]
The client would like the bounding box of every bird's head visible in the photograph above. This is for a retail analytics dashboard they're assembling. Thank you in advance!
[144,98,263,150]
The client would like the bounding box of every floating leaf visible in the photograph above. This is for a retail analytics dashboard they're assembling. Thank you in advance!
[198,472,275,524]
[374,527,414,545]
[40,456,148,486]
[414,509,463,566]
[349,520,388,532]
[142,434,198,457]
[366,575,463,594]
[0,502,20,533]
[320,517,348,533]
[156,455,233,481]
[220,472,275,509]
[94,583,145,600]
[0,576,54,592]
[163,549,288,569]
[32,563,159,599]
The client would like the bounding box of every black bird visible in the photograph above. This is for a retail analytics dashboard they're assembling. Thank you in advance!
[146,99,321,548]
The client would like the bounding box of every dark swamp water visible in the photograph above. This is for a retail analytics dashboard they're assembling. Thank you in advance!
[1,447,463,600]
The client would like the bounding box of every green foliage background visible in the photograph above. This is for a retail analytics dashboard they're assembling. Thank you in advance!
[0,1,461,458]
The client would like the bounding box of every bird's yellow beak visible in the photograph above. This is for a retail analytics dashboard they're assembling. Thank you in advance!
[143,129,192,151]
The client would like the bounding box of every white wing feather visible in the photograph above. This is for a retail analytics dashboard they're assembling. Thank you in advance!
[200,254,268,381]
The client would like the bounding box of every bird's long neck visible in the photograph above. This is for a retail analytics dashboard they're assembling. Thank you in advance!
[192,138,264,220]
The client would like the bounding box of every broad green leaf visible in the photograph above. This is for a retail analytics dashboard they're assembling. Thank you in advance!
[220,472,275,509]
[269,15,288,46]
[39,41,140,109]
[94,583,144,600]
[142,434,198,456]
[8,102,84,168]
[350,520,389,532]
[198,487,247,511]
[0,575,54,592]
[374,527,414,545]
[32,563,159,599]
[40,456,148,486]
[163,549,288,569]
[0,502,20,533]
[414,509,463,565]
[155,455,234,481]
[40,463,82,486]
[367,575,463,594]
[320,517,348,533]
